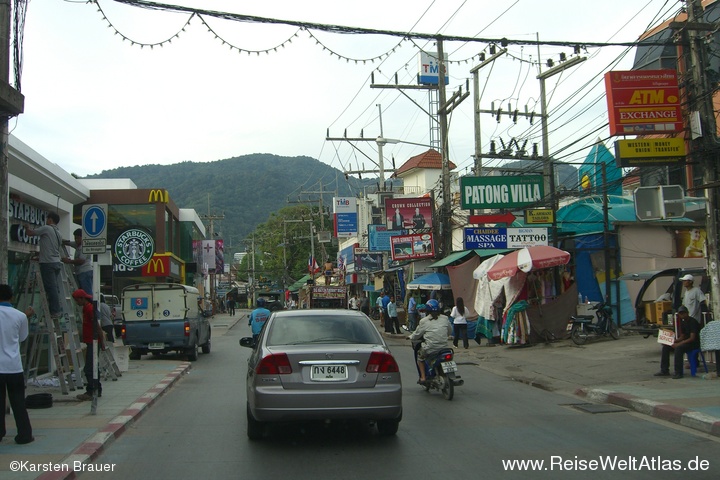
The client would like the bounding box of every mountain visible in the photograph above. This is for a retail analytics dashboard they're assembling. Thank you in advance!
[86,154,372,245]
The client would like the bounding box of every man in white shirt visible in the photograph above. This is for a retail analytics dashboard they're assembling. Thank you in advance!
[0,284,34,444]
[680,274,706,321]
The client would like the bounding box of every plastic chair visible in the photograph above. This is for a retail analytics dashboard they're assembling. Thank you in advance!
[687,349,708,377]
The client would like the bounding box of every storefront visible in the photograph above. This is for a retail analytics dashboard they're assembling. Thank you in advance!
[6,136,89,294]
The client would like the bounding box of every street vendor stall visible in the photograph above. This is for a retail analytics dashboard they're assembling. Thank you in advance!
[484,246,576,345]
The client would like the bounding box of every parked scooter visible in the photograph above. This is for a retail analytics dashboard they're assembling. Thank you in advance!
[412,342,464,400]
[568,301,620,345]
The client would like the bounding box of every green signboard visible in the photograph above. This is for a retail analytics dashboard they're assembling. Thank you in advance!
[461,175,545,209]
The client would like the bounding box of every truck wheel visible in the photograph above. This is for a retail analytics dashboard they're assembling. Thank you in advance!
[187,340,199,361]
[129,349,141,360]
[201,329,211,354]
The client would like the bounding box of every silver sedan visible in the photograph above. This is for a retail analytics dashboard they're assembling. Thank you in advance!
[240,309,402,439]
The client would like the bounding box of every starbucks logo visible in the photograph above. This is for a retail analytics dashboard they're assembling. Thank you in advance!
[114,228,155,268]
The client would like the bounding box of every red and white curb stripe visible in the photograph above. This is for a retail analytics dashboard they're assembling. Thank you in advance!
[575,387,720,437]
[37,363,192,480]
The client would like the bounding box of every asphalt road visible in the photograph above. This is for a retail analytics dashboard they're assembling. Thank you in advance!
[86,316,720,479]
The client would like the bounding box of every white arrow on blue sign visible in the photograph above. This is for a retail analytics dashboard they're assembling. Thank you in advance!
[82,204,108,238]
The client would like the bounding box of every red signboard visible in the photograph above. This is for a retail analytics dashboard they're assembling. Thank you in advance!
[384,197,433,231]
[390,233,435,261]
[604,70,683,136]
[141,254,170,277]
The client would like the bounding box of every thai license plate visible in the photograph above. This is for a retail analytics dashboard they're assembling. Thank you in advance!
[566,322,574,331]
[310,364,348,382]
[441,361,457,373]
[148,343,165,350]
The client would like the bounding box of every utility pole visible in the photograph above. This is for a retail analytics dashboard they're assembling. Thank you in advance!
[470,48,508,177]
[685,0,720,315]
[437,37,452,257]
[0,1,25,283]
[537,54,586,245]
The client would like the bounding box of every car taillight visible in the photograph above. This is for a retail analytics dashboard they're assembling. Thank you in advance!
[366,352,399,373]
[442,352,453,362]
[121,325,126,340]
[184,321,190,337]
[256,353,292,375]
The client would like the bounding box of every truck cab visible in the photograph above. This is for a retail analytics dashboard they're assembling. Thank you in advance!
[121,283,211,361]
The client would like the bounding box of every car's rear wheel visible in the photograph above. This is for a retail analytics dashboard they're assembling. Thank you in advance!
[201,329,211,354]
[377,418,400,436]
[187,340,199,361]
[246,403,265,440]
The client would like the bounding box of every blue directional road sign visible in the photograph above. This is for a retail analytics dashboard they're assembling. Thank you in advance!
[82,204,108,254]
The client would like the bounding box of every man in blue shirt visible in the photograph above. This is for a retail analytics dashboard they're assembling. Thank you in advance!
[248,298,271,342]
[381,292,391,327]
[406,295,418,331]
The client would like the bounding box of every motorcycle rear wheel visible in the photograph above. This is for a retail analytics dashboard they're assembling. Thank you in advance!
[570,324,587,345]
[441,374,454,400]
[608,320,620,340]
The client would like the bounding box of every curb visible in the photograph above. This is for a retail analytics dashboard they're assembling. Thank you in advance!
[36,363,192,480]
[575,387,720,438]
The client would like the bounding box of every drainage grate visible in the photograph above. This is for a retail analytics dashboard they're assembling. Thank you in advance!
[572,403,628,414]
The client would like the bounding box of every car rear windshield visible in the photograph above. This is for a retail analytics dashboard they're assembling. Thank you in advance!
[266,314,382,346]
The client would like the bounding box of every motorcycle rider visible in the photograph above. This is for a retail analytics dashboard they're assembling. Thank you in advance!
[408,299,452,385]
[248,298,271,342]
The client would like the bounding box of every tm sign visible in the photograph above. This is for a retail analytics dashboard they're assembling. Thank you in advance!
[461,175,544,210]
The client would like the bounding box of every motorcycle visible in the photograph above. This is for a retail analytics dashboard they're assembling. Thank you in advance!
[412,341,464,400]
[568,301,620,345]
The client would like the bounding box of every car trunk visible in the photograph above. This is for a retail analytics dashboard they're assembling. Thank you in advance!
[272,345,385,390]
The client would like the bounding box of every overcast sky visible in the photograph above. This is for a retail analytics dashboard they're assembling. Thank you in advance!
[11,0,678,182]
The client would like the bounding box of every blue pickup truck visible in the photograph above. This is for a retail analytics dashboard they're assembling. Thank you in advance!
[121,283,211,361]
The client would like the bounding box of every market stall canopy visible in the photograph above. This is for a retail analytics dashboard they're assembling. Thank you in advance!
[407,272,452,290]
[486,246,570,281]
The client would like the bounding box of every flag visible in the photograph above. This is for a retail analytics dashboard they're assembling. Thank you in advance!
[308,255,320,273]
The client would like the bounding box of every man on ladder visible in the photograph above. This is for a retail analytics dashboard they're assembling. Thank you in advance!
[72,289,101,401]
[24,212,64,318]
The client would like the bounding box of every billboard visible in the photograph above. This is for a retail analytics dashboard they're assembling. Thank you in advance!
[390,233,435,261]
[354,248,383,271]
[333,197,358,238]
[461,175,544,210]
[464,227,548,249]
[368,224,407,252]
[614,138,685,167]
[418,51,449,85]
[604,70,683,136]
[384,197,433,231]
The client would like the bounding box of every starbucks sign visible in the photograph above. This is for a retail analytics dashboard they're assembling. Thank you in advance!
[114,228,155,268]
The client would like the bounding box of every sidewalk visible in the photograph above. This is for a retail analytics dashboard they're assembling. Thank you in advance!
[0,312,244,480]
[382,323,720,438]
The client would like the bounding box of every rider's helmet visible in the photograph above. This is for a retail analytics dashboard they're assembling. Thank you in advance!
[425,299,440,312]
[256,298,266,308]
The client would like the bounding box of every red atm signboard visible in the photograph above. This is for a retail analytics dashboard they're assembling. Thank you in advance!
[604,70,683,136]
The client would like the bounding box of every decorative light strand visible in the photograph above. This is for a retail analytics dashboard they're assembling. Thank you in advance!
[305,30,404,65]
[95,1,194,49]
[196,14,300,55]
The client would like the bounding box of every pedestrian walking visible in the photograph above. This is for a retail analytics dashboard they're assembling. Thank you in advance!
[227,297,236,316]
[360,293,370,316]
[0,284,35,444]
[407,294,418,331]
[451,297,470,349]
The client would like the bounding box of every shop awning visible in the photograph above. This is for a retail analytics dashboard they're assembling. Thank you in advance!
[428,250,475,267]
[287,274,312,292]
